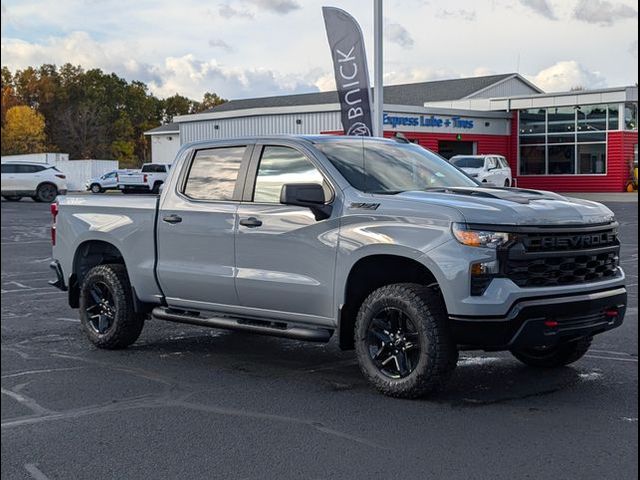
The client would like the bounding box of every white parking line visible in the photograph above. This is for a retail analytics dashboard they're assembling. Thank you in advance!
[590,349,636,357]
[57,317,80,323]
[24,463,50,480]
[585,354,638,363]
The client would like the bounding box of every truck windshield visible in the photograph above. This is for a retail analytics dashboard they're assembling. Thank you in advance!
[314,139,477,193]
[450,157,485,169]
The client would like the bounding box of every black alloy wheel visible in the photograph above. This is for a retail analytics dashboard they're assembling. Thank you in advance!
[366,307,421,379]
[84,281,116,334]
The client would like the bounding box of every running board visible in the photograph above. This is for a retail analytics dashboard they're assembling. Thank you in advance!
[151,307,332,342]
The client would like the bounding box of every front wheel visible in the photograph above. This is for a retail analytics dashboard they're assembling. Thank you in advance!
[90,184,103,194]
[504,179,511,187]
[510,337,592,368]
[79,264,145,349]
[355,283,458,398]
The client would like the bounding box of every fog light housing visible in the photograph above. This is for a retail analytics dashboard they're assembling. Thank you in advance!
[470,261,499,296]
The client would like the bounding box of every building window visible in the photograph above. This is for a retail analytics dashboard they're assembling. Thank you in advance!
[578,144,606,174]
[625,103,638,130]
[518,104,610,176]
[608,104,619,130]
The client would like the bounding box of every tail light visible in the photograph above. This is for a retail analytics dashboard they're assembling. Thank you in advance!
[55,174,66,179]
[116,173,119,182]
[143,174,148,183]
[50,202,58,246]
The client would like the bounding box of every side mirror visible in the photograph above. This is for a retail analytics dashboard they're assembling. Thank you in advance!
[280,183,332,220]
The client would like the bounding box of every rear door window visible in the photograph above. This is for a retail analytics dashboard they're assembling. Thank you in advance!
[183,146,247,201]
[1,164,18,174]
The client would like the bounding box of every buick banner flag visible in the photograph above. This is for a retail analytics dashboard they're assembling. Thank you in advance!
[322,6,374,136]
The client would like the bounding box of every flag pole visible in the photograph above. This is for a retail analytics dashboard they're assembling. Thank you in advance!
[373,0,383,137]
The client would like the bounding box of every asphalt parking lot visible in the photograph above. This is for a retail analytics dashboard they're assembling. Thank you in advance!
[1,197,637,480]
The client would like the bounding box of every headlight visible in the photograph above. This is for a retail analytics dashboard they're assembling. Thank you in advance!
[452,223,512,248]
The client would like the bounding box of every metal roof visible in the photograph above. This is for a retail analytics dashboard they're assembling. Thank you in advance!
[144,123,179,135]
[206,73,526,113]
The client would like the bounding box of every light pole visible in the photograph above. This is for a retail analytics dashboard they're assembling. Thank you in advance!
[373,0,384,137]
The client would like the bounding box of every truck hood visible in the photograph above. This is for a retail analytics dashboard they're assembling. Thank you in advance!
[390,187,615,226]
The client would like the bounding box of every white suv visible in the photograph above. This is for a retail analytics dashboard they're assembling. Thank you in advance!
[1,162,68,202]
[450,155,513,187]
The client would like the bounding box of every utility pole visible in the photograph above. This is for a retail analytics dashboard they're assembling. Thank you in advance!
[373,0,383,137]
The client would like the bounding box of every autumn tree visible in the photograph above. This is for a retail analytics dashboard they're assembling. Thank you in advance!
[1,105,48,155]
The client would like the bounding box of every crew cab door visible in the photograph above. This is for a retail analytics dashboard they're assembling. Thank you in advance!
[234,143,338,325]
[155,144,252,310]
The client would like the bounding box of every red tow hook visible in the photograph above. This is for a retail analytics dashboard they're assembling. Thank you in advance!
[544,320,559,328]
[604,309,619,322]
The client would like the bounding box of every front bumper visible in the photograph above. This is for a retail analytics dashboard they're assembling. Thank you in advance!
[449,287,627,350]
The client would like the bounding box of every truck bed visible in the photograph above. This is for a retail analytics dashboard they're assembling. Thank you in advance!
[53,194,162,302]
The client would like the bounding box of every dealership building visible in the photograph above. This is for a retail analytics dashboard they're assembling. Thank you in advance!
[164,73,638,192]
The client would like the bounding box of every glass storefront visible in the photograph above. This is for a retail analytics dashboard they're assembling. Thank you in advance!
[519,104,614,176]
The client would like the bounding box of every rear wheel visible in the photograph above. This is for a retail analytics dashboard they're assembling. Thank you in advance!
[504,179,511,187]
[151,181,163,194]
[355,283,458,398]
[510,337,592,368]
[33,183,58,202]
[2,196,22,201]
[79,264,145,349]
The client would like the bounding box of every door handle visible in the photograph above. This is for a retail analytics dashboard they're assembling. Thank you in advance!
[239,217,262,228]
[162,214,182,224]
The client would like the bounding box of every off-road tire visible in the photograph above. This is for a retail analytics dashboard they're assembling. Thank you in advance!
[355,283,458,398]
[510,337,592,368]
[79,264,145,349]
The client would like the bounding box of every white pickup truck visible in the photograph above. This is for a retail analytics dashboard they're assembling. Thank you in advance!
[117,163,171,194]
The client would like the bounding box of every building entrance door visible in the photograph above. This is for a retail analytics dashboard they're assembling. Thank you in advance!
[438,140,476,159]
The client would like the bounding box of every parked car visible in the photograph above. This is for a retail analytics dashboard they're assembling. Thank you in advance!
[86,170,123,193]
[450,155,513,187]
[117,163,171,193]
[49,136,627,398]
[1,161,67,202]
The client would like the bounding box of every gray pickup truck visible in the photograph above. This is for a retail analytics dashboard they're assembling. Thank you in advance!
[50,136,627,398]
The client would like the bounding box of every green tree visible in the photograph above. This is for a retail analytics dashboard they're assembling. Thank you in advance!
[161,94,197,122]
[196,91,227,112]
[1,105,48,155]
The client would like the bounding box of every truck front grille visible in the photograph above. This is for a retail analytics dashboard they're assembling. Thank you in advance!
[502,224,621,288]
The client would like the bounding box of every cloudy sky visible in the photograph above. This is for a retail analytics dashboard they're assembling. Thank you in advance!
[1,0,638,100]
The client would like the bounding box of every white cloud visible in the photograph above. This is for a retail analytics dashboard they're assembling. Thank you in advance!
[247,0,301,14]
[573,0,638,26]
[383,67,459,86]
[519,0,556,20]
[208,38,233,52]
[0,32,318,99]
[384,23,414,48]
[531,60,607,92]
[218,4,254,19]
[436,9,477,21]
